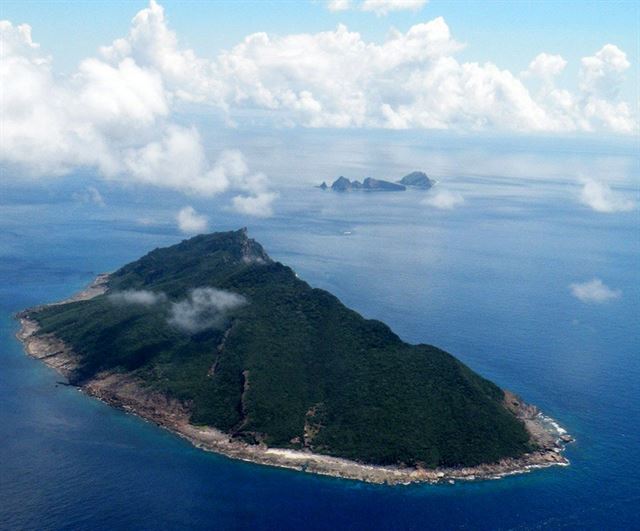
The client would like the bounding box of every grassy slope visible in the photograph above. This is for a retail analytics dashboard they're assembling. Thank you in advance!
[31,229,532,468]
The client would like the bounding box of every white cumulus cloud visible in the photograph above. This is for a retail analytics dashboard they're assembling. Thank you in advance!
[523,53,567,81]
[579,179,635,213]
[100,0,224,104]
[576,44,634,133]
[177,206,209,234]
[124,127,250,197]
[422,189,465,209]
[169,287,247,333]
[580,44,630,99]
[0,9,276,216]
[216,17,634,133]
[570,278,621,304]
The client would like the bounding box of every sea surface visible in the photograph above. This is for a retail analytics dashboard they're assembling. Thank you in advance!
[0,133,638,529]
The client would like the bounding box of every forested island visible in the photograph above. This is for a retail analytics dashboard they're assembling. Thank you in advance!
[16,229,572,484]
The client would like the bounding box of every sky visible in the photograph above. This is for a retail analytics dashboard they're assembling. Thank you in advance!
[1,0,638,219]
[2,1,637,97]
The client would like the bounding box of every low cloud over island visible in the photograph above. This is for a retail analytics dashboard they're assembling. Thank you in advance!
[168,288,247,333]
[108,286,247,332]
[108,289,167,306]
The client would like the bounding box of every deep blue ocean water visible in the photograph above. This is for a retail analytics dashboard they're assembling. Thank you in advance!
[0,134,638,529]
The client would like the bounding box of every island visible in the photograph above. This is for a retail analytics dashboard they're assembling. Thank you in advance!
[16,229,572,484]
[318,171,435,193]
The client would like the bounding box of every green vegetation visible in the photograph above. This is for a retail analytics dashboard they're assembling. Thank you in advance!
[31,229,532,468]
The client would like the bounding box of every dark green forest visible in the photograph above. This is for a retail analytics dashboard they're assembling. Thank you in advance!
[31,229,532,468]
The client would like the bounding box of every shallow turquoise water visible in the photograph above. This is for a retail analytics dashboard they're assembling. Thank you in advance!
[0,140,638,529]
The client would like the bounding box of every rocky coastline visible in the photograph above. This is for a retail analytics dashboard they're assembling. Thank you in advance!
[15,276,573,486]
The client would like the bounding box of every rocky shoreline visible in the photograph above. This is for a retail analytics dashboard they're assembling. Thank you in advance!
[15,276,573,486]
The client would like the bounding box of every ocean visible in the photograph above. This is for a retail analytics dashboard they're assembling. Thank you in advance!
[0,132,638,529]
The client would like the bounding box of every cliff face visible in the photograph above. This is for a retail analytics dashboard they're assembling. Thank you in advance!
[27,230,534,469]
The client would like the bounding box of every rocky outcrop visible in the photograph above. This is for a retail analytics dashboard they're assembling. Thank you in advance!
[238,227,272,264]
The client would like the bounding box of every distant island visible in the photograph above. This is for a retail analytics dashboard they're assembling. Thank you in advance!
[318,171,435,193]
[16,229,572,484]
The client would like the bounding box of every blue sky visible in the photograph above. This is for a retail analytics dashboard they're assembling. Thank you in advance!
[3,0,637,100]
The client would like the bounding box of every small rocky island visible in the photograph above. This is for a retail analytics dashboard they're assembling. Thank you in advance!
[16,229,572,484]
[319,171,434,192]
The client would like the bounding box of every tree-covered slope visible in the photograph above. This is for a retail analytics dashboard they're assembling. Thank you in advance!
[30,229,532,468]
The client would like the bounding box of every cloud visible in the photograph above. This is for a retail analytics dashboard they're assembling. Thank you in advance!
[217,17,466,128]
[327,0,351,11]
[580,44,630,100]
[124,127,249,196]
[579,178,635,213]
[227,170,278,217]
[0,18,171,177]
[168,287,247,333]
[177,206,209,233]
[422,189,464,209]
[569,278,621,303]
[216,18,634,133]
[523,53,567,81]
[232,191,278,217]
[99,0,223,104]
[72,186,106,207]
[361,0,429,16]
[328,0,428,15]
[1,1,637,195]
[108,289,167,306]
[575,44,634,133]
[0,11,276,215]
